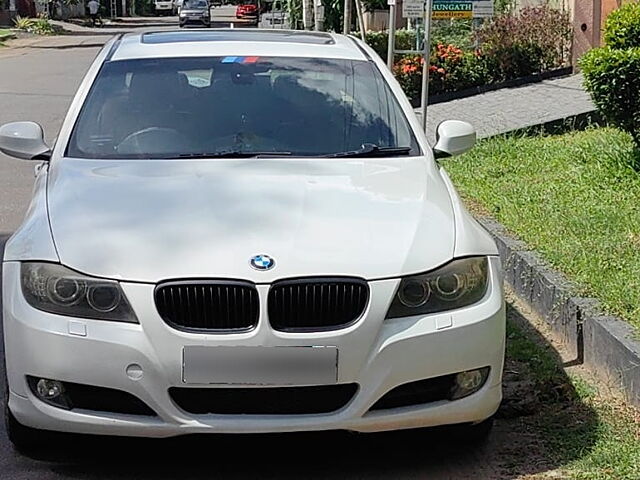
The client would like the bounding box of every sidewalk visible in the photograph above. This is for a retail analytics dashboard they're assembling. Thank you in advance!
[417,74,595,142]
[49,19,141,35]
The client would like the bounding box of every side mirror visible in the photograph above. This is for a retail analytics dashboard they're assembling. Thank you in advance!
[0,122,51,161]
[433,120,476,159]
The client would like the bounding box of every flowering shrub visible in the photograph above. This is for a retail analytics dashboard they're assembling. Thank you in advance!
[475,5,572,81]
[390,7,571,102]
[430,43,466,93]
[392,55,423,101]
[393,43,491,101]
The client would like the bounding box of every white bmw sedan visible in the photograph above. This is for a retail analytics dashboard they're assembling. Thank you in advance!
[0,29,505,450]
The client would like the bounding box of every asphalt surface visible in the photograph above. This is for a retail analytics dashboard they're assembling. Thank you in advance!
[0,8,240,233]
[0,17,568,479]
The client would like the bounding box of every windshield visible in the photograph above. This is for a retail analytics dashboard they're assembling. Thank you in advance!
[183,0,207,7]
[67,56,420,159]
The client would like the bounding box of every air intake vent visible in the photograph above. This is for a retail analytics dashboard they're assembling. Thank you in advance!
[169,384,358,415]
[268,278,368,331]
[155,281,259,332]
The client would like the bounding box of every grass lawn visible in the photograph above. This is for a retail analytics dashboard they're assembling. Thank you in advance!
[445,127,640,330]
[505,304,640,479]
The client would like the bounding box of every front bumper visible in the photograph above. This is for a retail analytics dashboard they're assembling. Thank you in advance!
[3,258,505,437]
[179,16,210,26]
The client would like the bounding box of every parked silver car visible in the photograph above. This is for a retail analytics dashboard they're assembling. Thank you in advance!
[179,0,211,27]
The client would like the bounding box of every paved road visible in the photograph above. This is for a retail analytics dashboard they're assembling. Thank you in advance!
[0,34,111,233]
[0,24,593,480]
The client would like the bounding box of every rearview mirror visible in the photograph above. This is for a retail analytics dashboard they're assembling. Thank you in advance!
[0,121,51,160]
[433,120,476,159]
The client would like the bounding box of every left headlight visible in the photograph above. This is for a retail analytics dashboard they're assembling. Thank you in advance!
[386,257,489,319]
[21,262,138,323]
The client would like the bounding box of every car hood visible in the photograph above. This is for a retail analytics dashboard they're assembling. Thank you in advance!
[47,158,455,283]
[181,8,207,13]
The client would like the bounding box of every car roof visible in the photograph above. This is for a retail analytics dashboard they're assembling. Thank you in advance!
[110,29,369,62]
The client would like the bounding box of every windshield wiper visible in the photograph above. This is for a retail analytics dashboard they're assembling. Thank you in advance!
[324,144,413,158]
[176,150,293,159]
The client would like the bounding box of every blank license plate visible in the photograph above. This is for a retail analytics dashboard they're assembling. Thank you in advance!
[182,346,338,385]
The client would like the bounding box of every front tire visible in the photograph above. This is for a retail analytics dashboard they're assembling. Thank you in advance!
[4,407,45,453]
[450,416,494,445]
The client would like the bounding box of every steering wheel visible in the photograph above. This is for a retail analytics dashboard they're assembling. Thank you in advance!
[116,127,191,156]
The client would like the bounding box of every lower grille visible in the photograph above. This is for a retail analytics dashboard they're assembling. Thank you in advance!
[369,374,457,411]
[268,278,369,331]
[154,280,259,331]
[169,384,358,415]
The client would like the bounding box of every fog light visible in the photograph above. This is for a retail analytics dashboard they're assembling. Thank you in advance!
[450,367,490,400]
[28,376,71,409]
[36,378,64,400]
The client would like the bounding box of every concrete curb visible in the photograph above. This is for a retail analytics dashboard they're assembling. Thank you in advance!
[0,33,17,42]
[477,216,640,407]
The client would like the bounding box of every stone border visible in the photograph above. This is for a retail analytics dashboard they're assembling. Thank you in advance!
[409,66,574,107]
[477,216,640,407]
[0,32,16,43]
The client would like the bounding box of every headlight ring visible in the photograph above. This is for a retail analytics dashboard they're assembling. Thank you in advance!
[386,257,490,319]
[21,262,138,323]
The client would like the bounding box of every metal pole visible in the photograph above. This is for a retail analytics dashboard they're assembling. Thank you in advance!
[343,0,352,34]
[302,0,313,29]
[386,0,396,70]
[420,0,432,132]
[354,0,366,40]
[315,0,324,30]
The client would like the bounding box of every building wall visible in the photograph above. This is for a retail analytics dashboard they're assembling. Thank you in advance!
[571,0,624,65]
[35,1,86,18]
[572,0,600,64]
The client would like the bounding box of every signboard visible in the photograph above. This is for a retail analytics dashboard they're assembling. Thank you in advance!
[432,0,493,19]
[432,1,472,19]
[402,0,424,18]
[469,0,493,18]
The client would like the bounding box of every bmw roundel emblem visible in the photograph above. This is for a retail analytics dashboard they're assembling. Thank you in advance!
[250,254,275,271]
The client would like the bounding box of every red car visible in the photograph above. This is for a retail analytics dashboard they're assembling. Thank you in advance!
[236,3,258,18]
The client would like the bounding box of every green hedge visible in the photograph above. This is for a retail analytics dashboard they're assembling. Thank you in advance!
[581,48,640,151]
[603,2,640,49]
[365,29,418,60]
[581,1,640,152]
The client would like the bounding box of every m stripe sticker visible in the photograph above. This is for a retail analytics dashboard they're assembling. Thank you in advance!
[221,56,260,64]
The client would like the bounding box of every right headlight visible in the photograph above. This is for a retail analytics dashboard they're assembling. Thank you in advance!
[386,257,489,319]
[21,262,138,323]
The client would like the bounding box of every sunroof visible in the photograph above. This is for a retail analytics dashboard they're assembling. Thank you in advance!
[141,30,335,45]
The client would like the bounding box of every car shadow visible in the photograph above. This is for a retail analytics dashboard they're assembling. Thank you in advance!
[0,231,600,478]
